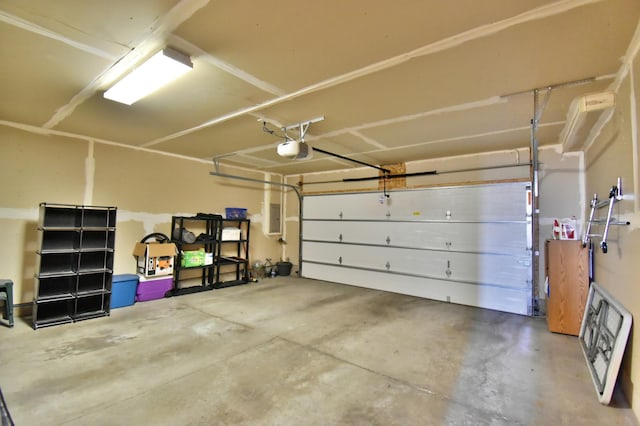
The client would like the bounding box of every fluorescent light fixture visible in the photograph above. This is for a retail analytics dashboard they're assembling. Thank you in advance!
[104,48,192,105]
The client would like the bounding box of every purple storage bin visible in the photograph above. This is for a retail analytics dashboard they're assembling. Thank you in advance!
[136,275,173,302]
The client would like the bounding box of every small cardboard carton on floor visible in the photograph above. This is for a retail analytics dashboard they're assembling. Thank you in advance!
[133,242,177,277]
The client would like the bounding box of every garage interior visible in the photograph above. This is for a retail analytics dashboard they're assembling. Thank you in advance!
[1,0,640,424]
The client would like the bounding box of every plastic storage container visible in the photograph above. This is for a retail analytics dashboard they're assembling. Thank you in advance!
[225,208,247,219]
[111,274,138,309]
[136,275,173,302]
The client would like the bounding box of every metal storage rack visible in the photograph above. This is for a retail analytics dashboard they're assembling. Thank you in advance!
[215,219,251,289]
[170,215,222,295]
[169,215,250,295]
[33,203,116,329]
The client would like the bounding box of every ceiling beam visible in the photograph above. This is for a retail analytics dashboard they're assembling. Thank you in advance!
[39,0,210,129]
[143,0,604,147]
[0,11,116,59]
[169,35,287,96]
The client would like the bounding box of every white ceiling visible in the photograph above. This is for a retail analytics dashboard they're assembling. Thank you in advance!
[2,0,639,175]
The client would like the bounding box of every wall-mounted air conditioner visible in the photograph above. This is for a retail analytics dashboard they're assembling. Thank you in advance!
[559,91,615,152]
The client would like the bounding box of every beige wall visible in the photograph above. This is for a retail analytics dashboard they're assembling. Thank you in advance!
[584,50,640,416]
[0,127,87,306]
[0,126,283,308]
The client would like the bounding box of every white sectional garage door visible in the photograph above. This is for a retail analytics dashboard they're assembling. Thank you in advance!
[301,182,533,315]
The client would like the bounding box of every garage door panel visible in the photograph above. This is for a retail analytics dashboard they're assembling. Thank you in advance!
[303,192,389,220]
[303,220,528,254]
[302,241,530,288]
[303,183,527,221]
[301,182,533,315]
[394,185,527,221]
[302,263,530,315]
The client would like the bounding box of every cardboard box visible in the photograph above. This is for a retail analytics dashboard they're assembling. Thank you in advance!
[133,242,177,277]
[181,249,205,268]
[222,227,241,241]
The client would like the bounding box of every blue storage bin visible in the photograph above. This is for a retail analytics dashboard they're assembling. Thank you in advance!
[225,207,247,219]
[111,274,138,309]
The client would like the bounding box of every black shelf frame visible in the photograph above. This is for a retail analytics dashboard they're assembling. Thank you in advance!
[33,203,116,329]
[169,215,222,296]
[169,215,251,294]
[214,219,250,289]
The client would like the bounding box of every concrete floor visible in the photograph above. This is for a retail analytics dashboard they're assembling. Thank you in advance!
[0,277,637,425]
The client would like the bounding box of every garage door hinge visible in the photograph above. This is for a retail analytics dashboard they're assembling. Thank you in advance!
[385,261,391,270]
[338,256,343,264]
[339,233,343,242]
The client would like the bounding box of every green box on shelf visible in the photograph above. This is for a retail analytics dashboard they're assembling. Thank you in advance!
[181,249,205,267]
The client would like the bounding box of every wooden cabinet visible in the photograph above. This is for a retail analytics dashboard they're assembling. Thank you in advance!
[545,240,589,336]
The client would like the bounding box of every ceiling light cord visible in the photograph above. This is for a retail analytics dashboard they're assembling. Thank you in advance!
[262,121,289,141]
[262,121,275,136]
